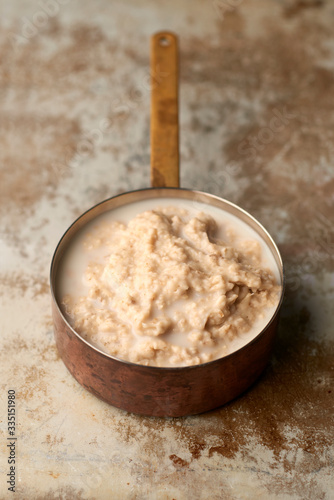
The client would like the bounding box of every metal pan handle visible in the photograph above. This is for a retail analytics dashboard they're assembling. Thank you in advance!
[150,31,179,188]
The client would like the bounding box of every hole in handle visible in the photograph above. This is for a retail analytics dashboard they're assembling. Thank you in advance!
[159,36,170,47]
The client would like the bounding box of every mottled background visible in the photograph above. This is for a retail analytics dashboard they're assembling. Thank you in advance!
[0,0,333,499]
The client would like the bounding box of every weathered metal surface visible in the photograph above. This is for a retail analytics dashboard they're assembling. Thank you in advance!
[0,0,333,498]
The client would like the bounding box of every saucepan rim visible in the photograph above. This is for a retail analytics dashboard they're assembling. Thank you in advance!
[50,186,285,372]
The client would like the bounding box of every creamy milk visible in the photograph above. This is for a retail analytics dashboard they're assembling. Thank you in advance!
[57,197,281,367]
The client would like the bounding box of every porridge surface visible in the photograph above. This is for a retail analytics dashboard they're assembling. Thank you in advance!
[59,199,281,367]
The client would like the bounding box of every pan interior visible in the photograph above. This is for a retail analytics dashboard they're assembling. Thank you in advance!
[51,187,284,367]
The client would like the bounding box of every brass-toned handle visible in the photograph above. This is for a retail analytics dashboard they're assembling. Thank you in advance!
[150,31,179,188]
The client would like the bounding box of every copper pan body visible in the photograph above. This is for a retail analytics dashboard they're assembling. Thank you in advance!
[50,187,284,417]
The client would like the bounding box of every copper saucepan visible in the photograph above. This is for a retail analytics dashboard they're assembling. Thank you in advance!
[50,32,285,417]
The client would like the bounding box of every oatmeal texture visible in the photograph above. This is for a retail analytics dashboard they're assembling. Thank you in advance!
[63,207,279,366]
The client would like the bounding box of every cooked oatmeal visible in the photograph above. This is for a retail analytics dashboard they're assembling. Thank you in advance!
[60,203,280,367]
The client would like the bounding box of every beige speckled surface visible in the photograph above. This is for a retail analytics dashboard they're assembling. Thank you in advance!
[0,0,333,498]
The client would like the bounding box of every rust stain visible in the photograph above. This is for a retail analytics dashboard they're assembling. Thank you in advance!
[0,114,82,215]
[0,23,119,222]
[45,434,64,446]
[17,365,48,401]
[169,454,189,468]
[188,440,206,460]
[0,273,51,298]
[283,0,324,18]
[209,439,240,460]
[1,333,60,364]
[48,471,60,479]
